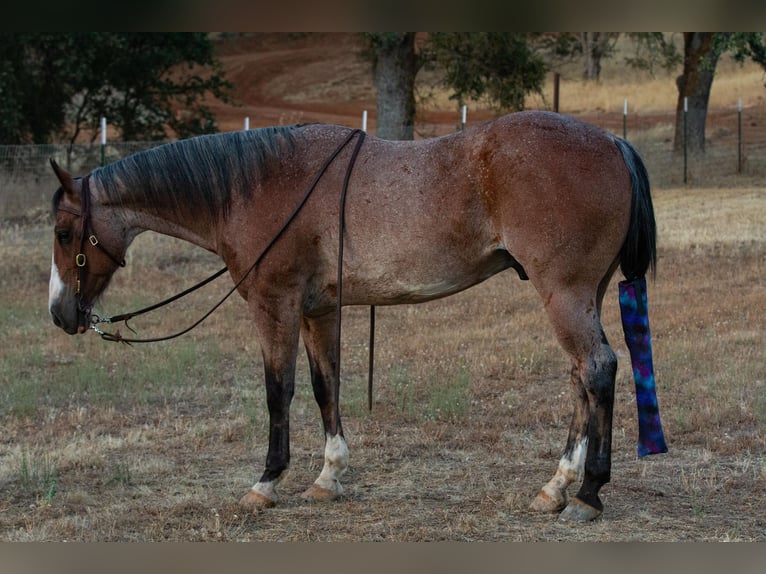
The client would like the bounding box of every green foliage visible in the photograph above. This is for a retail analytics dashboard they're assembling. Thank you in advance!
[717,33,766,72]
[360,32,421,65]
[0,33,232,144]
[427,33,546,111]
[0,34,74,144]
[624,33,683,74]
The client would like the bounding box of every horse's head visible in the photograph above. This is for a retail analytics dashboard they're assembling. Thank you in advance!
[49,160,126,334]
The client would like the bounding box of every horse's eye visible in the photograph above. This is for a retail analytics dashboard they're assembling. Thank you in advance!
[56,229,73,245]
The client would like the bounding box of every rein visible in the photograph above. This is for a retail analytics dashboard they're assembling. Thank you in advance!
[84,128,376,409]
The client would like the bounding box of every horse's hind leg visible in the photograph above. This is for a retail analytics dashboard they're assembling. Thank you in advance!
[530,287,617,521]
[299,313,349,502]
[530,363,590,513]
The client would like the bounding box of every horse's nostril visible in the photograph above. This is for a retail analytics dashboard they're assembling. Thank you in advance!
[51,310,63,328]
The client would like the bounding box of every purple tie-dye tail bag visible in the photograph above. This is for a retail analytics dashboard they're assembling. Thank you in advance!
[619,277,668,457]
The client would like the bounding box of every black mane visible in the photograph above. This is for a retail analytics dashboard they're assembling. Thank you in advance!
[92,125,298,219]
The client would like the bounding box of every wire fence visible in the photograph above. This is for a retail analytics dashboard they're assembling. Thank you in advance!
[1,141,159,221]
[2,110,765,221]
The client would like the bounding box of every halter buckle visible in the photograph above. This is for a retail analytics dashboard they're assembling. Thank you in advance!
[89,235,99,246]
[75,253,86,267]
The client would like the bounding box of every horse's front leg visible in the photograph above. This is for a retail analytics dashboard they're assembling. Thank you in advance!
[299,313,349,502]
[239,302,301,511]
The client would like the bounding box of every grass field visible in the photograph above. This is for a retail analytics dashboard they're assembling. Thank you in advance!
[0,182,763,541]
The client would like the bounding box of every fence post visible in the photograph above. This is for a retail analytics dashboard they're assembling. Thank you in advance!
[683,97,688,184]
[244,116,250,130]
[553,72,560,113]
[100,117,107,166]
[737,97,742,174]
[461,104,467,131]
[623,98,628,140]
[362,110,368,133]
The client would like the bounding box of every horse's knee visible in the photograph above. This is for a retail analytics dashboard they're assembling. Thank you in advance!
[581,343,617,401]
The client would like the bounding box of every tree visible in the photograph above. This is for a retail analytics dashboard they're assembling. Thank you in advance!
[360,33,547,140]
[0,34,75,144]
[720,32,766,75]
[77,33,231,142]
[362,33,421,141]
[427,33,546,111]
[626,32,766,155]
[673,33,730,153]
[624,32,682,74]
[579,33,619,80]
[0,33,231,145]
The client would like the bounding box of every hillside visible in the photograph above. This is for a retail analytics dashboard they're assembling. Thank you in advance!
[208,33,524,135]
[209,33,377,132]
[207,32,766,145]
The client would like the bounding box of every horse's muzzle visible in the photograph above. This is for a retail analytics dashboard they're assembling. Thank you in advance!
[50,300,90,335]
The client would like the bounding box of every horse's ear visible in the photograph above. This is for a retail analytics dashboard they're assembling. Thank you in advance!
[50,159,76,193]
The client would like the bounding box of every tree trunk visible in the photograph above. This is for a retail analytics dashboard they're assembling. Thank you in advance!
[372,33,417,140]
[580,32,612,81]
[673,33,725,153]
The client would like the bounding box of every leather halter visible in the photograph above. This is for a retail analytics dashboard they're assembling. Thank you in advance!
[60,174,126,311]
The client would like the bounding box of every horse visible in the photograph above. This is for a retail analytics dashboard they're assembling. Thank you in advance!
[48,110,658,522]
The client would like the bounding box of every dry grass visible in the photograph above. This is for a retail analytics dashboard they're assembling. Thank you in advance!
[416,36,766,117]
[0,184,763,541]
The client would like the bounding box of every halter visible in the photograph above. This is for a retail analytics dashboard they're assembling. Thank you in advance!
[59,174,126,313]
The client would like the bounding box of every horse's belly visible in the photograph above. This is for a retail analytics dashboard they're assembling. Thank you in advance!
[346,247,516,306]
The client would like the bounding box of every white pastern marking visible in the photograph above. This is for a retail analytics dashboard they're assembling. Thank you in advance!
[49,257,65,311]
[251,469,288,502]
[560,437,588,482]
[539,437,589,503]
[314,434,349,492]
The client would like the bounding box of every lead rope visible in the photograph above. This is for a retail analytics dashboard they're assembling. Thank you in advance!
[332,130,370,412]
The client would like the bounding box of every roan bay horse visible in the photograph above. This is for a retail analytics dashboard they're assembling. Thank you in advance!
[48,111,657,522]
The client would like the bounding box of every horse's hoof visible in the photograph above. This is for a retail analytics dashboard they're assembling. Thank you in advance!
[558,497,602,522]
[301,483,341,503]
[239,488,277,511]
[530,489,567,513]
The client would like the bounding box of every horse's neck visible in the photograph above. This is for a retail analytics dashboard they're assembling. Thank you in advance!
[106,200,219,255]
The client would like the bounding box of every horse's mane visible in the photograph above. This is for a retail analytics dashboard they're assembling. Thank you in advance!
[92,125,298,219]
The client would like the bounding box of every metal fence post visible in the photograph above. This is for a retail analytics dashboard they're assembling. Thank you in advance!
[737,97,742,174]
[683,97,688,184]
[623,99,627,140]
[100,117,106,167]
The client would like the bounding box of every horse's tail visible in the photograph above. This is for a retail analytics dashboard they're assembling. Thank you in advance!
[614,137,656,281]
[613,137,667,457]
